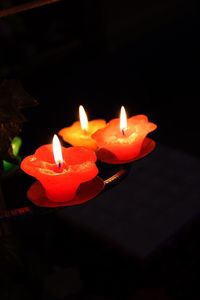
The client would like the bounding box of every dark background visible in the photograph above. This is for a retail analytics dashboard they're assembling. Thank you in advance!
[1,1,200,300]
[0,0,199,157]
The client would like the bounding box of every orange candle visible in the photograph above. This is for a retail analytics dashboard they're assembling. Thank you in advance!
[20,135,99,203]
[59,105,106,150]
[92,106,157,164]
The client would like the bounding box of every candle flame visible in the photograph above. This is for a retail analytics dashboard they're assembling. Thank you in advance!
[79,105,88,132]
[120,106,127,134]
[52,134,63,168]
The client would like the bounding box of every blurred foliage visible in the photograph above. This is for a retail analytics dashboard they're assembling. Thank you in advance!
[0,79,38,168]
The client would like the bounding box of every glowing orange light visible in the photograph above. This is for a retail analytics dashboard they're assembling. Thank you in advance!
[52,134,63,168]
[120,106,127,134]
[79,105,88,132]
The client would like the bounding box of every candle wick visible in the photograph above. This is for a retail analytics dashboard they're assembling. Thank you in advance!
[122,129,126,136]
[58,161,62,169]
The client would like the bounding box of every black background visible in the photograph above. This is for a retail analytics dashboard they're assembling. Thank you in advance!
[0,0,199,157]
[1,1,200,299]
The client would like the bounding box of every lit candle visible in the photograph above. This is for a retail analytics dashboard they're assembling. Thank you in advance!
[3,136,22,172]
[92,106,157,164]
[20,135,99,203]
[59,105,106,150]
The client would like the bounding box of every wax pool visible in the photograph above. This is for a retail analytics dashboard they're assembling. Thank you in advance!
[92,114,157,163]
[20,143,99,202]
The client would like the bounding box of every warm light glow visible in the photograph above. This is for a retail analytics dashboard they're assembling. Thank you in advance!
[120,106,128,134]
[52,134,63,168]
[79,105,89,132]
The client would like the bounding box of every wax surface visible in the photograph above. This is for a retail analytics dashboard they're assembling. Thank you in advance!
[92,115,157,162]
[21,145,98,202]
[59,119,106,150]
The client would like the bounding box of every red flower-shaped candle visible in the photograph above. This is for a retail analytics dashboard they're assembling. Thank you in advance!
[59,106,106,150]
[20,135,99,204]
[92,106,157,164]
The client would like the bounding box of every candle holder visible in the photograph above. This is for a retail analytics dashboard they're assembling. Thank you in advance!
[0,138,155,221]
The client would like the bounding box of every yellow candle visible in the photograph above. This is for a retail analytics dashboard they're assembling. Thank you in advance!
[59,106,106,150]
